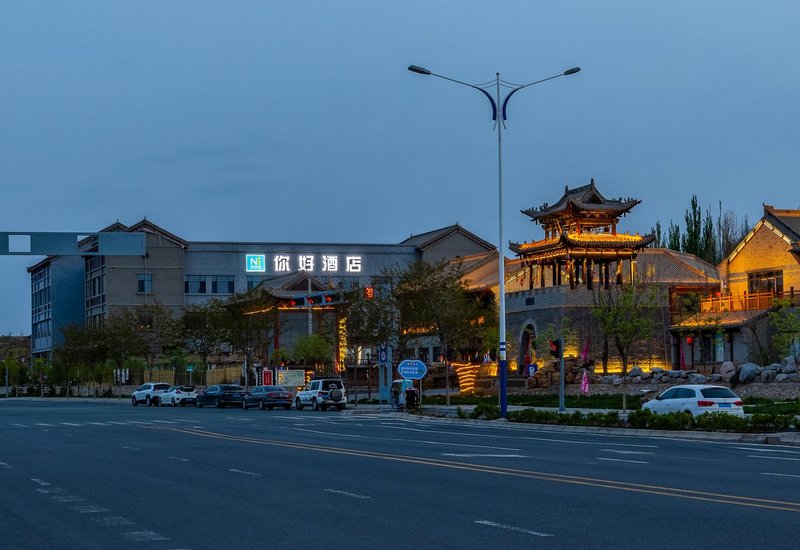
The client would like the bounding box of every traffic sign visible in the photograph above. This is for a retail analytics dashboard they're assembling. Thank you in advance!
[379,344,388,363]
[186,366,194,373]
[397,359,427,380]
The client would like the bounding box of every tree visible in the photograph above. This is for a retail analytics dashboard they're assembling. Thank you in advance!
[393,260,493,406]
[769,298,800,367]
[182,300,228,370]
[339,283,394,369]
[293,334,333,375]
[681,195,702,257]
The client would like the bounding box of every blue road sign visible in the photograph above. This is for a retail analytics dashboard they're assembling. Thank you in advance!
[397,359,427,380]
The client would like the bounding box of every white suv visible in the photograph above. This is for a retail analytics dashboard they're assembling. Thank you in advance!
[131,382,171,406]
[295,379,347,411]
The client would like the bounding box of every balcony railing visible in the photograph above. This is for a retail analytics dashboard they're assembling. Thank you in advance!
[700,290,800,313]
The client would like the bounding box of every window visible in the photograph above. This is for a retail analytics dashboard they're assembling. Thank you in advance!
[211,275,235,294]
[246,275,264,290]
[660,388,679,400]
[748,270,783,294]
[674,388,696,399]
[185,275,206,294]
[138,274,153,293]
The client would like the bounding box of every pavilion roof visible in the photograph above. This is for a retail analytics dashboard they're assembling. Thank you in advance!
[521,179,640,222]
[510,232,654,256]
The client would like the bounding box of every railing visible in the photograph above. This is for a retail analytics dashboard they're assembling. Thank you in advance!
[700,290,800,313]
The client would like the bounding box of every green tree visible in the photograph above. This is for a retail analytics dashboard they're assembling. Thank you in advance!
[293,334,333,375]
[393,260,492,405]
[182,300,228,370]
[667,221,682,251]
[769,298,800,366]
[681,195,702,256]
[340,283,394,368]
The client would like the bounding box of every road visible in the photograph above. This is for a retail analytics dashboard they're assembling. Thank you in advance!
[1,399,799,549]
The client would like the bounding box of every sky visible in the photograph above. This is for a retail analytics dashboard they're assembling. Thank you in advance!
[2,1,799,335]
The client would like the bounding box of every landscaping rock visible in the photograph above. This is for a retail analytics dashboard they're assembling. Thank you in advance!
[687,373,707,384]
[761,369,777,383]
[739,363,760,383]
[720,362,735,378]
[641,371,653,380]
[775,374,790,382]
[781,363,797,374]
[628,366,643,378]
[709,374,722,383]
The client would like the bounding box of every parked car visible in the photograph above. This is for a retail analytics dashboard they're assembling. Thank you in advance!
[295,378,347,411]
[242,385,293,410]
[131,382,171,406]
[642,385,744,417]
[158,385,197,407]
[196,384,248,408]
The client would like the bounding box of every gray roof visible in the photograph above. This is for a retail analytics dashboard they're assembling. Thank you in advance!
[399,224,495,251]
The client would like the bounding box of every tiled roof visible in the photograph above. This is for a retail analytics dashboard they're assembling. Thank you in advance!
[510,232,654,255]
[521,179,640,221]
[764,205,800,242]
[635,248,720,286]
[399,224,495,251]
[672,309,767,330]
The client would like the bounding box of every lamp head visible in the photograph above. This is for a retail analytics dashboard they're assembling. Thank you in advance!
[563,67,581,76]
[408,65,432,75]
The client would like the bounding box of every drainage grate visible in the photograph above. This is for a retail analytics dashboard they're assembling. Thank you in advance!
[762,435,782,445]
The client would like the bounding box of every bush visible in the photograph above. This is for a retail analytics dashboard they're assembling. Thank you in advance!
[456,406,469,419]
[469,402,501,420]
[748,413,794,433]
[584,411,622,428]
[626,409,653,429]
[647,411,696,431]
[507,409,562,424]
[695,412,749,432]
[793,417,800,431]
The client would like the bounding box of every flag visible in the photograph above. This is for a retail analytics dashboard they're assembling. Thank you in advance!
[580,369,590,396]
[580,337,590,363]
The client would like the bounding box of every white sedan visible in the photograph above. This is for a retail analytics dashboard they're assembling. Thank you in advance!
[642,384,744,417]
[158,386,197,407]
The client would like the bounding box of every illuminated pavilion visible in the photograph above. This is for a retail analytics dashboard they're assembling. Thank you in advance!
[510,179,654,290]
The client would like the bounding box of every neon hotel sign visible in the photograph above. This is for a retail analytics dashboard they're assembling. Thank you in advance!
[245,253,362,274]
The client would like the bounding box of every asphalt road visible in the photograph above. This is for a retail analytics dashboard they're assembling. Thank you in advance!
[1,399,799,549]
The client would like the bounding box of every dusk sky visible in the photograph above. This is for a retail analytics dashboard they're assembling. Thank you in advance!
[2,1,799,335]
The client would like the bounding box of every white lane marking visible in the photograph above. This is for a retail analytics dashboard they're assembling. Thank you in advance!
[0,462,12,469]
[106,421,129,425]
[11,423,27,427]
[87,422,108,426]
[475,520,553,537]
[599,449,654,455]
[169,456,190,462]
[151,420,177,424]
[285,427,520,451]
[747,455,800,462]
[191,425,205,428]
[94,516,135,526]
[127,420,147,424]
[120,531,169,542]
[61,422,82,426]
[761,472,800,479]
[53,495,86,503]
[733,447,800,455]
[31,478,50,486]
[35,423,55,427]
[228,468,261,477]
[442,453,527,458]
[122,446,140,451]
[37,488,66,494]
[381,425,657,448]
[71,505,108,513]
[597,457,649,464]
[323,489,371,499]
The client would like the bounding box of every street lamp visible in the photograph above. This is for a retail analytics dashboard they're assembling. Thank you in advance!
[408,63,581,417]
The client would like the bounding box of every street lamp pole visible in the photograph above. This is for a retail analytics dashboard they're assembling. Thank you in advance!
[408,64,581,417]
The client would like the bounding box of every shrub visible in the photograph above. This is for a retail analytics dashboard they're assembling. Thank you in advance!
[748,413,794,433]
[626,409,653,429]
[647,411,696,431]
[585,411,622,428]
[695,412,749,432]
[456,406,469,419]
[793,417,800,431]
[470,402,501,420]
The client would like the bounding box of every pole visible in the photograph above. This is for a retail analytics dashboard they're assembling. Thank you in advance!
[558,337,566,412]
[496,72,508,417]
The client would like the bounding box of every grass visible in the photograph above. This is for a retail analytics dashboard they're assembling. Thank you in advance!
[743,398,800,416]
[422,393,644,410]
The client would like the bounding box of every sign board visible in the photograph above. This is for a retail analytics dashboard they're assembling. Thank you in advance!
[262,370,273,385]
[186,365,194,373]
[379,344,388,363]
[277,369,305,388]
[245,254,266,273]
[397,359,427,380]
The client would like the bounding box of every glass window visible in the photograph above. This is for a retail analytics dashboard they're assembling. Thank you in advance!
[211,275,235,294]
[700,387,738,399]
[748,270,783,294]
[246,275,264,290]
[674,388,696,399]
[185,275,206,294]
[659,388,678,400]
[138,274,153,293]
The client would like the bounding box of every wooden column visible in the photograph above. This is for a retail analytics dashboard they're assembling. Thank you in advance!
[568,258,575,290]
[586,258,593,290]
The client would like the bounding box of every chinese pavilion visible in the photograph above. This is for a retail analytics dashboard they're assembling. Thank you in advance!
[510,179,654,290]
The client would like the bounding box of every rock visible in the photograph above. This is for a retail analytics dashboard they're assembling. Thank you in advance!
[789,374,799,383]
[601,375,614,384]
[781,363,797,374]
[565,372,576,384]
[709,374,722,383]
[668,370,682,378]
[761,369,777,383]
[679,371,688,379]
[781,356,796,369]
[688,373,707,384]
[612,376,623,386]
[652,367,664,374]
[628,366,643,378]
[720,362,735,378]
[775,374,790,382]
[641,371,653,380]
[739,363,760,383]
[632,376,642,384]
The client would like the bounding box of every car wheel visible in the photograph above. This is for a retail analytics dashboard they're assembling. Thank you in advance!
[180,401,185,407]
[196,400,203,408]
[242,399,248,410]
[284,404,291,410]
[312,398,319,411]
[258,399,265,411]
[215,399,223,408]
[146,396,152,406]
[132,396,138,406]
[268,405,274,410]
[337,405,346,411]
[295,397,304,411]
[320,404,328,411]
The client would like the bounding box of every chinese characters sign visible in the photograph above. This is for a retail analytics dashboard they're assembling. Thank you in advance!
[245,253,362,274]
